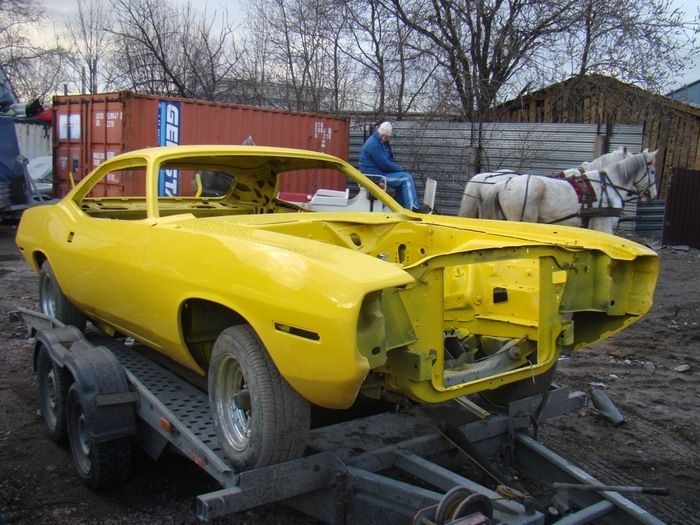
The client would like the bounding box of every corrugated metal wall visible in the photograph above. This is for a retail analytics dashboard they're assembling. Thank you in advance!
[636,201,665,239]
[14,120,52,160]
[662,168,700,248]
[350,121,644,225]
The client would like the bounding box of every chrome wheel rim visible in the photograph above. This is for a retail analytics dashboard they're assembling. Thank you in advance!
[215,355,250,452]
[39,276,56,317]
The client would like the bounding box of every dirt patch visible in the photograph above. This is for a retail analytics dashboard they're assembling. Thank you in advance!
[1,221,697,524]
[538,241,700,523]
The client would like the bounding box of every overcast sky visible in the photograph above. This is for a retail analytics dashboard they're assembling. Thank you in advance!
[44,0,698,91]
[668,0,700,90]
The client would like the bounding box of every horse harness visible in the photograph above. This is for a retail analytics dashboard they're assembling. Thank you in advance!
[501,170,627,227]
[462,171,519,201]
[549,170,626,227]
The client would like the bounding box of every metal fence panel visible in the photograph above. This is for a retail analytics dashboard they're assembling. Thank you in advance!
[636,201,666,239]
[662,168,700,248]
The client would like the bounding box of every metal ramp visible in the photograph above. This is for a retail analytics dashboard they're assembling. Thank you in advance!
[97,336,236,487]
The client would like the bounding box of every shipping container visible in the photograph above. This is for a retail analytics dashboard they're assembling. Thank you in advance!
[52,92,350,197]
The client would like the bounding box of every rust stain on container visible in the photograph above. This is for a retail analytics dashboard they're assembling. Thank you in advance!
[53,92,349,197]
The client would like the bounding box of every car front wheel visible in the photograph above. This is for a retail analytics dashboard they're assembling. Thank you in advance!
[208,325,310,471]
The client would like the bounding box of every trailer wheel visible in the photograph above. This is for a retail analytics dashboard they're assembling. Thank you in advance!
[66,384,132,490]
[209,325,310,470]
[37,345,69,444]
[39,261,87,331]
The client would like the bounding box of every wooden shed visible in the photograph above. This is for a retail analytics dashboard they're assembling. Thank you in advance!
[495,74,700,200]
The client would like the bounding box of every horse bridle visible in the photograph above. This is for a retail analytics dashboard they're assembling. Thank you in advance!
[630,152,656,202]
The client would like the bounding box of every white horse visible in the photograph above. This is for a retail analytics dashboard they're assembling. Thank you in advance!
[457,147,631,218]
[480,150,658,234]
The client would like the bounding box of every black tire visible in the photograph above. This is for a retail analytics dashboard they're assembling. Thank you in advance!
[66,385,132,490]
[208,325,310,471]
[36,345,70,444]
[480,364,557,406]
[39,261,87,331]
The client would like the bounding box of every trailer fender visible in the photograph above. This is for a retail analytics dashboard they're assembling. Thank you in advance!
[33,328,137,442]
[32,325,85,371]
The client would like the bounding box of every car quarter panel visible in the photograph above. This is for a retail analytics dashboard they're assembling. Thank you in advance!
[15,200,152,334]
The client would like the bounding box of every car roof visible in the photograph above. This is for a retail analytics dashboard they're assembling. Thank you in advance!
[124,145,344,164]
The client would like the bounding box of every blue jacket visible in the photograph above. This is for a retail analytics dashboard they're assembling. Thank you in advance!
[359,132,404,175]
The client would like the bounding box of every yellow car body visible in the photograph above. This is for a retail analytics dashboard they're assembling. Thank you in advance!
[16,145,658,409]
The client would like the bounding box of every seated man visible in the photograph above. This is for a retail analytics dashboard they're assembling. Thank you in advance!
[359,121,430,213]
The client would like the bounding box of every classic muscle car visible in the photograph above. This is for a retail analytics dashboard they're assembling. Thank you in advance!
[15,145,658,470]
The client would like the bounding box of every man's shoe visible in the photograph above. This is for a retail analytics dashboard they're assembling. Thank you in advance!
[413,204,432,214]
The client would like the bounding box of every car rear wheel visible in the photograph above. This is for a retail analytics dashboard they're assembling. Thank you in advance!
[208,325,310,471]
[37,345,69,443]
[65,384,132,490]
[39,261,87,331]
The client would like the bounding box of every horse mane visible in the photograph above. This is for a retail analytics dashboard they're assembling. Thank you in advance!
[607,153,647,182]
[581,146,628,171]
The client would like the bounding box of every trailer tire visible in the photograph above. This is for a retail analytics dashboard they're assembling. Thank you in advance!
[39,261,87,331]
[66,384,132,490]
[209,325,310,471]
[37,345,70,444]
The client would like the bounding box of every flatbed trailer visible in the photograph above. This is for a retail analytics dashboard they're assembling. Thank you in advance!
[11,307,667,525]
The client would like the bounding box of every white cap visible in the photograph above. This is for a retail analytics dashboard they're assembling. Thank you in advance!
[378,121,392,137]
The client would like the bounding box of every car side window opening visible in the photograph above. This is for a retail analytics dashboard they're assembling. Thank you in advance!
[83,168,147,200]
[79,167,148,220]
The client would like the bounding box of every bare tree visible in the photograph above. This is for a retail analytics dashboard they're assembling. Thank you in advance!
[0,0,67,105]
[342,0,391,113]
[564,0,697,91]
[8,0,697,118]
[105,0,243,100]
[5,48,67,105]
[248,0,341,112]
[389,0,579,121]
[323,12,356,113]
[0,0,43,67]
[234,11,272,106]
[388,15,443,116]
[387,0,698,119]
[60,0,113,94]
